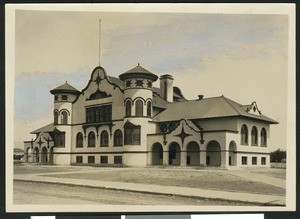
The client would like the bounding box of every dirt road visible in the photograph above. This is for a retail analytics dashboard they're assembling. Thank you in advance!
[13,181,256,206]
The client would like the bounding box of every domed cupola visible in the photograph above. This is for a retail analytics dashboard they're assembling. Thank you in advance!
[119,64,158,90]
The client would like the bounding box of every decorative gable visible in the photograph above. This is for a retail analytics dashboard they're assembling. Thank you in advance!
[243,101,262,116]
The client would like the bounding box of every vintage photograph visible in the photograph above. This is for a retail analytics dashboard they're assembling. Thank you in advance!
[6,3,295,212]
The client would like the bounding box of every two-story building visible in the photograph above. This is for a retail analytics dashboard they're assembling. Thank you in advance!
[23,64,277,168]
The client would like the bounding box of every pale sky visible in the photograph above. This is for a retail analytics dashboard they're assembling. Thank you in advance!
[14,9,290,151]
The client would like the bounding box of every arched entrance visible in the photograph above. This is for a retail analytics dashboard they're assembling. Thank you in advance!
[41,147,48,163]
[152,143,163,165]
[49,147,54,163]
[24,147,30,162]
[206,141,221,166]
[169,142,181,165]
[229,141,237,166]
[187,141,200,166]
[33,147,39,163]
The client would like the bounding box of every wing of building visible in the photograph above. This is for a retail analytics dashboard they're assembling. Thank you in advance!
[24,64,277,168]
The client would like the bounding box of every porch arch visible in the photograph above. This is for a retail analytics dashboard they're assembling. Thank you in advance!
[206,140,221,166]
[186,141,200,166]
[41,147,48,163]
[152,142,163,165]
[169,142,181,165]
[49,147,54,163]
[33,147,39,163]
[229,141,237,166]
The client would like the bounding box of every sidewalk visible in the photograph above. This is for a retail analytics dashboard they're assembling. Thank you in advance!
[227,171,286,189]
[14,172,285,206]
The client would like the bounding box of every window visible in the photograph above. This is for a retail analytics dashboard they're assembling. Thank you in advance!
[251,126,258,145]
[61,111,68,124]
[100,156,108,164]
[76,133,83,148]
[147,101,152,117]
[124,124,141,145]
[88,156,95,164]
[61,95,68,101]
[261,128,267,147]
[76,156,83,163]
[88,131,95,147]
[241,124,248,145]
[135,100,143,116]
[54,111,58,125]
[242,156,248,165]
[114,156,122,164]
[100,130,109,147]
[54,95,58,101]
[252,157,257,165]
[86,104,112,123]
[114,129,123,146]
[261,157,266,165]
[54,132,65,147]
[125,100,131,117]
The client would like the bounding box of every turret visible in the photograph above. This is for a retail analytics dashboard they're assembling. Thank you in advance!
[119,64,158,118]
[50,81,80,125]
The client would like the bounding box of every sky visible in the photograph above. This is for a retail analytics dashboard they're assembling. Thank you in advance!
[13,8,290,151]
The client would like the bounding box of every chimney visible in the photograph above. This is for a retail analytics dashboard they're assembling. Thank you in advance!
[197,95,204,100]
[160,74,174,102]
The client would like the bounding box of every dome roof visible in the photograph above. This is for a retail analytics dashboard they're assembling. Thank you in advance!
[119,64,158,81]
[50,81,80,95]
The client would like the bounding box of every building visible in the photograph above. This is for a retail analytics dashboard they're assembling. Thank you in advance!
[23,64,277,168]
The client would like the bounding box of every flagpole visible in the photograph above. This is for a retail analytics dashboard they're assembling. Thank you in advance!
[99,19,101,67]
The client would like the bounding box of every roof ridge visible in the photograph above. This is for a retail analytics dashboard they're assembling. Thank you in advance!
[221,96,242,116]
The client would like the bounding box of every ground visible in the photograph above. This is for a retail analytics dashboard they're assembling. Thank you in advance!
[13,164,286,205]
[14,181,257,205]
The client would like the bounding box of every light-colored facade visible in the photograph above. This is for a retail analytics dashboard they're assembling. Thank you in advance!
[24,64,277,169]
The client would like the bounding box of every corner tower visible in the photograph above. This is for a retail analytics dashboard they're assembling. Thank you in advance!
[50,82,80,164]
[119,64,158,165]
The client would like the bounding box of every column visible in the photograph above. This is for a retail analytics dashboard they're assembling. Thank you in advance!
[200,150,206,166]
[163,150,169,166]
[221,150,229,168]
[39,152,42,163]
[180,151,187,166]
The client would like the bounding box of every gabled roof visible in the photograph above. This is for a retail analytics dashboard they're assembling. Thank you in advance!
[153,96,278,124]
[107,76,125,89]
[50,81,80,95]
[31,123,56,134]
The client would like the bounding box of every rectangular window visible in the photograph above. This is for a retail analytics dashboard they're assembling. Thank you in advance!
[54,132,65,147]
[252,157,257,165]
[242,156,248,165]
[261,157,266,165]
[86,104,112,123]
[124,126,141,145]
[76,156,83,164]
[88,156,95,164]
[100,156,108,164]
[114,156,122,164]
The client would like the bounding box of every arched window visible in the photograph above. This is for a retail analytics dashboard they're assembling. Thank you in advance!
[88,131,95,147]
[100,130,109,147]
[261,128,267,147]
[135,100,143,116]
[54,111,58,125]
[125,100,131,117]
[114,129,123,146]
[251,126,258,145]
[241,124,248,145]
[76,133,83,148]
[147,101,152,117]
[61,111,68,124]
